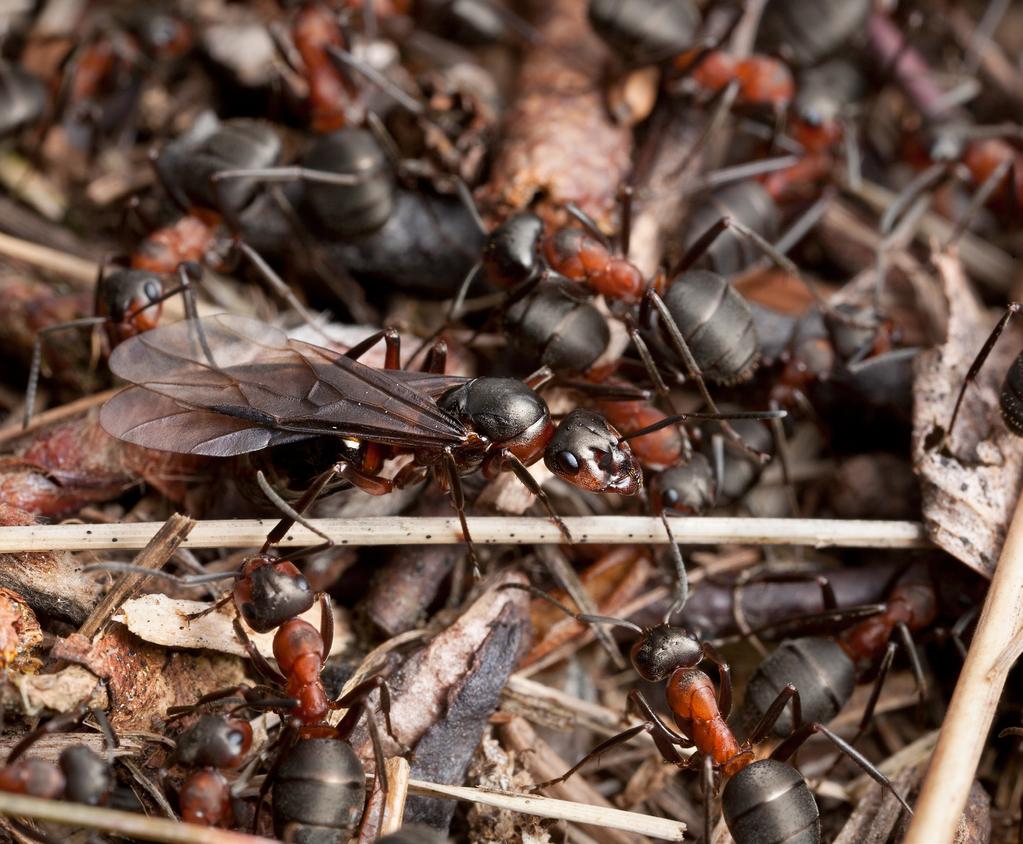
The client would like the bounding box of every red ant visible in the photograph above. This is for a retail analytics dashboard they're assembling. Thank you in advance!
[0,703,127,825]
[734,567,940,736]
[504,580,912,843]
[168,714,255,827]
[23,259,200,427]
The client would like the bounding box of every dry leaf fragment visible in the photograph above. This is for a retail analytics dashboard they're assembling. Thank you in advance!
[114,594,352,658]
[912,251,1023,575]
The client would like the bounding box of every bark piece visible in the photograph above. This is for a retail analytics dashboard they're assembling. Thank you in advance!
[403,599,528,830]
[481,0,632,231]
[912,252,1023,576]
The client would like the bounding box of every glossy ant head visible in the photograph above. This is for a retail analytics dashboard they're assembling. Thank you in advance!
[234,555,316,634]
[482,212,545,289]
[98,268,166,342]
[649,455,716,516]
[544,409,642,495]
[59,746,112,806]
[173,714,254,770]
[629,623,704,681]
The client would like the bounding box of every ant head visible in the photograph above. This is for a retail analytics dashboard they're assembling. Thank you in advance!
[481,212,545,289]
[649,456,715,516]
[100,269,165,338]
[545,409,642,495]
[629,623,703,682]
[59,746,112,806]
[174,714,253,770]
[234,555,315,634]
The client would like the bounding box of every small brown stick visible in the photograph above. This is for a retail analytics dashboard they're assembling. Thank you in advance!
[0,790,274,844]
[77,513,195,639]
[0,388,120,448]
[379,757,411,835]
[0,231,98,287]
[0,517,932,553]
[905,492,1023,844]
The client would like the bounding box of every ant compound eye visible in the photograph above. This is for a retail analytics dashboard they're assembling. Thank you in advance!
[664,489,679,506]
[143,280,161,302]
[555,450,580,474]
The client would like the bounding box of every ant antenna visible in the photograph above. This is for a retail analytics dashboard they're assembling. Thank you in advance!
[659,512,689,622]
[326,45,426,117]
[618,409,787,444]
[499,584,645,635]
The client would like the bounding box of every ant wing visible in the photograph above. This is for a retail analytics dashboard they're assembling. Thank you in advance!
[101,387,316,456]
[106,315,467,450]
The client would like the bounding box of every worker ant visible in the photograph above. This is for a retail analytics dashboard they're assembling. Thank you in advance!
[503,572,912,844]
[731,565,939,741]
[166,713,256,827]
[0,703,142,830]
[22,259,201,427]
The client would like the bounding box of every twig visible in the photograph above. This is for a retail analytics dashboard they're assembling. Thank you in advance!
[846,178,1015,292]
[0,388,120,447]
[380,757,411,835]
[406,778,685,842]
[77,514,195,639]
[0,790,274,844]
[0,231,97,287]
[904,492,1023,844]
[0,517,931,553]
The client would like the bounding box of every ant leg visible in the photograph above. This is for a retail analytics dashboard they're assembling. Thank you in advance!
[626,317,693,461]
[619,184,634,257]
[233,241,324,331]
[443,448,480,580]
[367,715,390,797]
[709,433,726,506]
[333,676,399,748]
[6,704,88,762]
[772,722,913,814]
[252,720,300,832]
[880,161,948,235]
[895,622,929,707]
[256,470,334,556]
[563,203,612,249]
[769,398,800,517]
[740,602,886,642]
[326,45,426,118]
[531,723,661,791]
[423,339,447,374]
[165,685,259,719]
[702,754,714,844]
[942,303,1020,444]
[498,450,573,544]
[523,365,555,391]
[855,641,896,743]
[233,617,287,686]
[946,157,1013,248]
[699,642,732,720]
[344,327,401,368]
[626,689,694,750]
[643,289,770,462]
[24,317,108,428]
[747,684,802,745]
